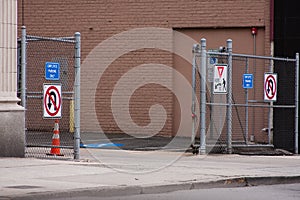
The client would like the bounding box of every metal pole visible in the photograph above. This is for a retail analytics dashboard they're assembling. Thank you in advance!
[209,52,215,140]
[21,26,26,108]
[269,43,275,145]
[227,39,233,154]
[251,33,257,142]
[210,74,214,140]
[245,58,249,144]
[268,62,273,145]
[74,32,81,160]
[191,46,197,146]
[295,53,299,154]
[199,38,207,155]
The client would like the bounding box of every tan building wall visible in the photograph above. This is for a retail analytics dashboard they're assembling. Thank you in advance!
[173,28,267,141]
[18,0,271,141]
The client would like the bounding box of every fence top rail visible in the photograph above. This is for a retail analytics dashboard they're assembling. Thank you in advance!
[207,51,297,62]
[25,35,76,43]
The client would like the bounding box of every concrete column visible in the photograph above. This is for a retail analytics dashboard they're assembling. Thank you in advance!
[0,0,25,157]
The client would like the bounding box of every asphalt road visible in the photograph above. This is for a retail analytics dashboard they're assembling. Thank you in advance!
[53,183,300,200]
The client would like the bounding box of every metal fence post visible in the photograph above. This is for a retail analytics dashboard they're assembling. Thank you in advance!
[191,45,197,147]
[226,39,233,154]
[74,32,81,160]
[245,58,249,144]
[199,38,207,155]
[295,53,299,154]
[21,26,26,108]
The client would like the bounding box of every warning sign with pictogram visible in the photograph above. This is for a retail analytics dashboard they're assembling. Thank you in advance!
[213,64,228,94]
[43,84,62,118]
[264,73,277,102]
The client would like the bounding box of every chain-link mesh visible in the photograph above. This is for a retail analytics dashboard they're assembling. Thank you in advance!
[206,54,228,153]
[198,51,298,153]
[23,35,76,159]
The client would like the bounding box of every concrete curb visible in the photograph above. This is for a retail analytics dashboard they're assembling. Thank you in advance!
[9,176,300,200]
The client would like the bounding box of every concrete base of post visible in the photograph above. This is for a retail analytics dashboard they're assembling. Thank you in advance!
[0,102,25,157]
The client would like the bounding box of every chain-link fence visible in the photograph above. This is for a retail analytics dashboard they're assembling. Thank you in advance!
[18,27,81,159]
[192,39,299,154]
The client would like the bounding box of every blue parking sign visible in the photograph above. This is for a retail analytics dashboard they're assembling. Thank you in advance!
[45,62,60,80]
[243,74,253,89]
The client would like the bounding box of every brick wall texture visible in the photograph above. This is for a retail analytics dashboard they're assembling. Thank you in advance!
[19,0,270,56]
[18,0,271,140]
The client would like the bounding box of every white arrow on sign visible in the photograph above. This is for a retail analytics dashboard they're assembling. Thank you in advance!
[264,73,277,102]
[43,84,62,118]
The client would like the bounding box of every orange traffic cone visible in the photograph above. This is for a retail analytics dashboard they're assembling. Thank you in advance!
[49,119,63,156]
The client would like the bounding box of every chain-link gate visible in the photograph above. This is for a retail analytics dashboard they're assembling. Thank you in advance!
[18,27,81,159]
[192,39,299,154]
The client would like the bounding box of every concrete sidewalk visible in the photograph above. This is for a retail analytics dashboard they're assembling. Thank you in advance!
[1,149,300,199]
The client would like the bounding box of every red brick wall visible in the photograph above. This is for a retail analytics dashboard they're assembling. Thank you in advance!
[18,0,271,137]
[18,0,269,59]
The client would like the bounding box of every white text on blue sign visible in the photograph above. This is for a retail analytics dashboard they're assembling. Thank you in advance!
[243,74,253,89]
[45,62,60,80]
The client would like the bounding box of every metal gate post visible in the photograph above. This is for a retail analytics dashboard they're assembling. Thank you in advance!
[74,32,81,160]
[21,26,27,108]
[191,45,197,147]
[295,53,299,154]
[226,39,233,154]
[199,38,207,155]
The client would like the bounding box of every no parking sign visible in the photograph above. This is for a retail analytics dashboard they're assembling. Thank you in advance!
[43,84,62,118]
[264,73,277,102]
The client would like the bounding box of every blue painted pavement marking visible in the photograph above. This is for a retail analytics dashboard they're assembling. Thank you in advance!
[80,143,124,148]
